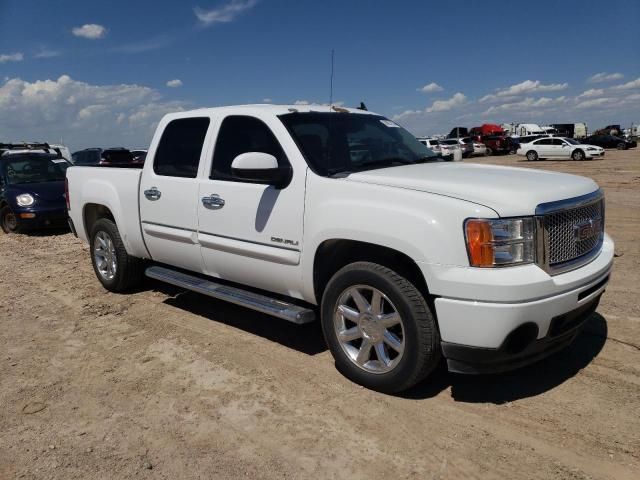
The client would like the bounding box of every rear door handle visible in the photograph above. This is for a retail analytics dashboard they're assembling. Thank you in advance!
[144,187,161,201]
[202,194,225,209]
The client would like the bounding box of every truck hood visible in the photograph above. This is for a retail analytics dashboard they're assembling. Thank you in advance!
[345,163,599,217]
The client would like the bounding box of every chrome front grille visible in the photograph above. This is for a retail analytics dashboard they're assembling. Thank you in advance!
[546,199,603,264]
[535,190,605,274]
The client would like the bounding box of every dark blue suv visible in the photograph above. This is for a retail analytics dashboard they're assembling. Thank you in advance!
[0,145,71,233]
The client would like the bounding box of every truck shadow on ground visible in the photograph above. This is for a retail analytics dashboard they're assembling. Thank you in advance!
[403,313,608,404]
[150,279,607,403]
[154,283,327,356]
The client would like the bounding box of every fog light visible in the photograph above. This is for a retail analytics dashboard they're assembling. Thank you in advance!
[19,213,36,219]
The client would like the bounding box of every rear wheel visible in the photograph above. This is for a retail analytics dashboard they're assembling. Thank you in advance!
[572,149,585,161]
[486,147,493,156]
[526,150,538,161]
[321,262,440,393]
[90,218,144,292]
[0,206,20,234]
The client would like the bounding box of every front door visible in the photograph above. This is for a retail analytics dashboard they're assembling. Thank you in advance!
[139,116,211,273]
[197,115,306,298]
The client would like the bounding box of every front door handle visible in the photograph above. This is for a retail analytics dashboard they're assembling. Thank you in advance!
[202,194,225,209]
[144,187,161,201]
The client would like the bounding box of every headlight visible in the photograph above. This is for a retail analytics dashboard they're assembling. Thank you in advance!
[465,217,535,267]
[16,193,35,206]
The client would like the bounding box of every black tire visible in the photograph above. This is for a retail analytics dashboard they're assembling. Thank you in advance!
[1,205,20,234]
[526,150,538,161]
[571,149,585,161]
[320,261,440,393]
[486,147,493,156]
[617,142,627,150]
[90,218,144,292]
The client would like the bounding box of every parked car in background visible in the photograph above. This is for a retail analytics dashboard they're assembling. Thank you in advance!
[66,103,614,393]
[417,137,453,160]
[50,144,71,162]
[438,140,463,161]
[0,143,71,233]
[594,125,623,137]
[583,134,637,150]
[441,138,473,158]
[131,149,148,165]
[516,137,604,161]
[71,148,139,167]
[471,140,487,156]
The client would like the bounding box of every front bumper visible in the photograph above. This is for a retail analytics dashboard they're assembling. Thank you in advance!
[14,206,68,230]
[442,294,602,374]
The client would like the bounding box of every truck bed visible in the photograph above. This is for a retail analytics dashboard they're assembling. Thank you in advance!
[66,166,149,259]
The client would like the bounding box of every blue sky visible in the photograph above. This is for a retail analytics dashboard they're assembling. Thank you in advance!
[1,0,639,149]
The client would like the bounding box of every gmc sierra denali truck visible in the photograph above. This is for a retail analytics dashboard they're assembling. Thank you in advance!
[66,104,613,393]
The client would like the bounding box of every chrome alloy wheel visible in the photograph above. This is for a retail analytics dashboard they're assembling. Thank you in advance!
[334,285,405,374]
[93,231,117,281]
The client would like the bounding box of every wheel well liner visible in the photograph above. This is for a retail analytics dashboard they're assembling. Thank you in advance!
[313,239,430,304]
[83,203,115,236]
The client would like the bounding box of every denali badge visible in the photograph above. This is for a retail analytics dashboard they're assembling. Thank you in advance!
[271,236,299,247]
[574,218,602,242]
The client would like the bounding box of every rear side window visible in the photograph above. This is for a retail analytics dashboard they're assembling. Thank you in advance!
[154,117,210,178]
[211,116,288,181]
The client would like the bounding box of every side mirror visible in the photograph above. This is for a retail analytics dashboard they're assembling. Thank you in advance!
[230,152,292,189]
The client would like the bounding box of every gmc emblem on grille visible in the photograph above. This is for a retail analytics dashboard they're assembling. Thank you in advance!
[574,218,602,242]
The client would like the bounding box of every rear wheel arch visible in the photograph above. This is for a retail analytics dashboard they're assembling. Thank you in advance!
[83,203,116,239]
[313,239,431,306]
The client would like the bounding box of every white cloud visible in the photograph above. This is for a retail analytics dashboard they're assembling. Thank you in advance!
[0,75,186,150]
[483,96,567,114]
[588,72,624,84]
[194,0,258,26]
[34,49,61,59]
[611,77,640,90]
[578,88,604,98]
[391,110,422,121]
[575,97,611,109]
[72,24,107,40]
[293,99,310,105]
[426,93,466,113]
[262,97,272,103]
[0,52,24,63]
[493,80,568,98]
[166,79,183,88]
[417,82,443,93]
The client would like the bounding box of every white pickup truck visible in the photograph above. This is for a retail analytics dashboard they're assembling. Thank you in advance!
[66,104,614,392]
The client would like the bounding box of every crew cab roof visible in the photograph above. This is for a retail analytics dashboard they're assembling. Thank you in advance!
[160,104,380,122]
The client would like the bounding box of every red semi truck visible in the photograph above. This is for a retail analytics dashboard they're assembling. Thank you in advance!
[469,124,515,155]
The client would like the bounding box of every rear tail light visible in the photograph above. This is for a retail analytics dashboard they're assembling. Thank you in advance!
[64,177,70,210]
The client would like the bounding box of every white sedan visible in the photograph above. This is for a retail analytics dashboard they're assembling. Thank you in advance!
[516,137,604,161]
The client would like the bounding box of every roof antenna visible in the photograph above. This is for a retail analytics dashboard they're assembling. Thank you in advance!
[329,49,335,108]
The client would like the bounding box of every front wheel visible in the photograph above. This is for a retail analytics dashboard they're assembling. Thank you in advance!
[321,262,440,393]
[617,142,627,150]
[90,218,144,292]
[571,149,585,161]
[486,147,493,156]
[1,206,20,234]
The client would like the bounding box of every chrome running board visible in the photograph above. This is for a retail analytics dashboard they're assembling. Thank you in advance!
[145,266,315,324]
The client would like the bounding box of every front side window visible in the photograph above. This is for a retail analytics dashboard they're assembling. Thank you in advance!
[211,116,288,181]
[279,112,438,176]
[154,117,210,178]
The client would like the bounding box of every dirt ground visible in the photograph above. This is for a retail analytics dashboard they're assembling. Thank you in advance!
[1,148,639,480]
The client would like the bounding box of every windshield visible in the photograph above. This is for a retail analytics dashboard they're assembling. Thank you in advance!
[1,154,70,184]
[279,112,439,176]
[564,138,580,145]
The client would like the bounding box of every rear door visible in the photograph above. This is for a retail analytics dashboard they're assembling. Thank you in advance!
[139,116,211,273]
[196,114,306,297]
